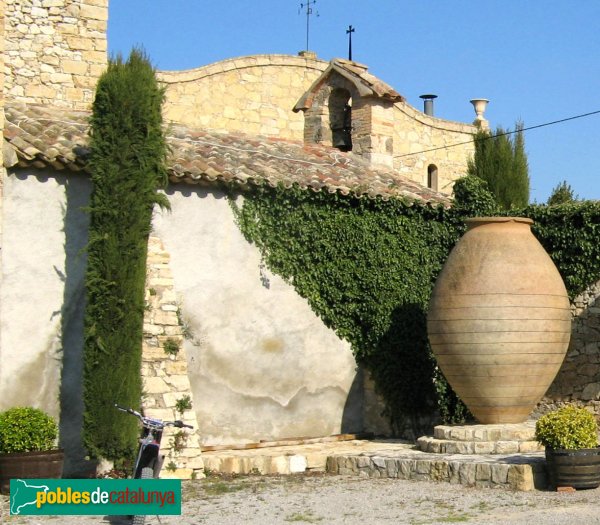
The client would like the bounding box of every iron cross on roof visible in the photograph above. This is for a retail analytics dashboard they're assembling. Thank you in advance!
[346,25,355,61]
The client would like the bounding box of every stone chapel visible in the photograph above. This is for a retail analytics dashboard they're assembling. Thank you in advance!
[23,1,600,482]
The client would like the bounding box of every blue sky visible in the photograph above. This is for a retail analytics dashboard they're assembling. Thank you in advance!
[108,1,600,203]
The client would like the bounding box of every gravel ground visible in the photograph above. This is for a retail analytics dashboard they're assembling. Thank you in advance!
[3,474,600,525]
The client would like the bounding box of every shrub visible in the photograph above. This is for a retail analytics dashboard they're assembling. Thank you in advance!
[0,407,58,453]
[535,406,598,450]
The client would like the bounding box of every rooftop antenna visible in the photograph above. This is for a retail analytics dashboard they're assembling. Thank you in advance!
[346,25,355,61]
[299,0,318,51]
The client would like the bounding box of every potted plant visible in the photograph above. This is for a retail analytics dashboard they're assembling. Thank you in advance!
[0,406,64,494]
[535,405,600,490]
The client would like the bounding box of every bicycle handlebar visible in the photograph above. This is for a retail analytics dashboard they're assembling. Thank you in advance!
[114,404,193,429]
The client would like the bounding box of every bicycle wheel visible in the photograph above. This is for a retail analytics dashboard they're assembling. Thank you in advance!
[132,467,154,525]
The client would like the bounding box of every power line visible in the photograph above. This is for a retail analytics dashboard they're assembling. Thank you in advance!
[394,109,600,159]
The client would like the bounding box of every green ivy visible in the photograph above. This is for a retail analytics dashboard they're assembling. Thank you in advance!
[230,177,600,434]
[230,180,487,432]
[519,202,600,298]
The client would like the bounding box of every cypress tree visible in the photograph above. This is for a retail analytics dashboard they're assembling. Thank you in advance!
[82,49,169,460]
[467,122,529,210]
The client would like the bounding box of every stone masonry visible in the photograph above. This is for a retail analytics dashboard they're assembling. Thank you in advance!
[141,236,204,479]
[392,103,475,194]
[539,279,600,418]
[293,59,476,194]
[326,449,546,492]
[4,0,108,109]
[202,439,546,491]
[158,55,328,139]
[1,0,5,208]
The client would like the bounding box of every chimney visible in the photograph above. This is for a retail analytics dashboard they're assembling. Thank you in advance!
[420,94,438,116]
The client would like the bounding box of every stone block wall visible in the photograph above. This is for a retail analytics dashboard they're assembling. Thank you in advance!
[295,61,475,193]
[141,236,204,479]
[158,54,328,138]
[540,280,600,418]
[1,0,5,206]
[392,103,475,194]
[4,0,108,109]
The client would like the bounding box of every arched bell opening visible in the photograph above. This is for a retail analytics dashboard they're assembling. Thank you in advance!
[329,88,353,152]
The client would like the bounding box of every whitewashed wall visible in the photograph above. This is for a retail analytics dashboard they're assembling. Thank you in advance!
[0,169,90,416]
[152,187,362,445]
[0,172,363,448]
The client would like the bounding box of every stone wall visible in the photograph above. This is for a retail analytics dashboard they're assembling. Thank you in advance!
[294,60,475,194]
[392,104,475,194]
[141,236,204,479]
[4,0,107,109]
[158,54,328,138]
[1,0,5,209]
[539,280,600,417]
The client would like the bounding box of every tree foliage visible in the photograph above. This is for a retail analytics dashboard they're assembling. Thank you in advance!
[82,49,169,460]
[547,180,578,205]
[467,123,530,210]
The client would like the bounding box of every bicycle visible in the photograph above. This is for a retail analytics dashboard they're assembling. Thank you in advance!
[114,404,193,524]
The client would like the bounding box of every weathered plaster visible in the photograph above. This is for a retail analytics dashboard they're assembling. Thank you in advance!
[0,169,90,419]
[152,187,362,445]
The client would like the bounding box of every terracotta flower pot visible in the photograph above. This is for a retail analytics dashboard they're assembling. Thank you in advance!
[428,217,571,424]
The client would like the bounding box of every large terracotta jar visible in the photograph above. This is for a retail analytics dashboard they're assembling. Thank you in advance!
[428,217,571,424]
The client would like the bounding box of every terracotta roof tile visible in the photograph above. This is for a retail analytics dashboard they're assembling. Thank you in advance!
[3,103,450,205]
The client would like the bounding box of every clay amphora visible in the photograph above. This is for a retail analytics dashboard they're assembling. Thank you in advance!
[428,217,571,424]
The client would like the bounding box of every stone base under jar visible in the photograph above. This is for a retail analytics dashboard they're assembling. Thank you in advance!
[418,422,544,455]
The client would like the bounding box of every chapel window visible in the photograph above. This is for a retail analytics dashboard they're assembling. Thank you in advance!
[427,164,439,191]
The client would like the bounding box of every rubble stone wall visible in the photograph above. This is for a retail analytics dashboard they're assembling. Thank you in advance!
[141,236,204,479]
[4,0,108,109]
[539,280,600,419]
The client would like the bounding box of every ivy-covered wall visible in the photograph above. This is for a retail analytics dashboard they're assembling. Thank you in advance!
[232,178,600,434]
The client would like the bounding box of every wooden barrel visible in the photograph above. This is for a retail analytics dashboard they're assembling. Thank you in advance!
[428,217,571,424]
[545,448,600,489]
[0,449,64,494]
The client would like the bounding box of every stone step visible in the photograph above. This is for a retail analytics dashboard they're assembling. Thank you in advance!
[326,451,547,491]
[201,440,548,491]
[202,452,326,475]
[201,440,407,475]
[417,435,544,455]
[433,422,537,442]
